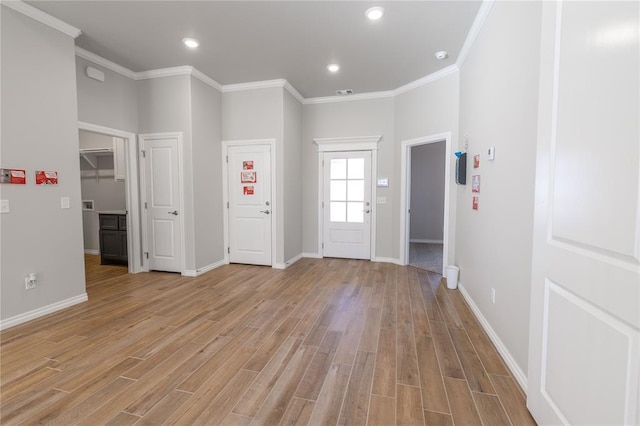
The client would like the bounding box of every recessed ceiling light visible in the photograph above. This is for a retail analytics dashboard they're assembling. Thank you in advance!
[182,38,199,49]
[435,50,449,60]
[366,7,385,21]
[327,64,340,73]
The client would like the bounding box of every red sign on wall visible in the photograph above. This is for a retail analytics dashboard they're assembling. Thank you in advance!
[0,168,26,184]
[35,171,58,185]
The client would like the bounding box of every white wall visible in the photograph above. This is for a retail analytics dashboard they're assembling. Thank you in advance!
[410,141,445,242]
[76,56,138,133]
[191,77,224,269]
[456,1,542,374]
[1,7,86,323]
[283,90,303,263]
[301,98,395,258]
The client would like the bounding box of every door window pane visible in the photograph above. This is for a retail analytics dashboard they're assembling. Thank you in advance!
[330,159,347,179]
[347,180,364,201]
[348,158,364,179]
[330,180,347,201]
[347,202,364,223]
[330,202,346,222]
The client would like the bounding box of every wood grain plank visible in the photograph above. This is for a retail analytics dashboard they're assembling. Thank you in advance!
[429,321,464,379]
[371,267,397,397]
[397,384,425,425]
[490,374,536,426]
[338,351,376,426]
[295,330,342,400]
[307,363,351,425]
[443,377,482,426]
[397,267,420,387]
[423,410,453,426]
[368,394,396,426]
[279,397,315,426]
[415,337,450,414]
[472,392,511,426]
[448,327,495,394]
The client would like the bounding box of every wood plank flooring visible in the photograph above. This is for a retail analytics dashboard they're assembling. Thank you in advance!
[0,255,535,425]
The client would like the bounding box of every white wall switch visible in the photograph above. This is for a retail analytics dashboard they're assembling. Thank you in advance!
[377,196,387,204]
[487,146,496,160]
[0,200,9,213]
[61,197,70,209]
[376,178,389,187]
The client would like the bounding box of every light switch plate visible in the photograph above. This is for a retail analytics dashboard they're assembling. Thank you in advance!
[487,146,495,160]
[377,178,389,187]
[61,197,70,209]
[0,200,9,213]
[377,197,387,204]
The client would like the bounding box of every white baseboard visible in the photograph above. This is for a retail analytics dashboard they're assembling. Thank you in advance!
[409,239,443,244]
[84,249,99,255]
[372,257,404,266]
[182,259,226,277]
[0,293,88,330]
[273,253,303,270]
[458,282,528,392]
[302,252,322,259]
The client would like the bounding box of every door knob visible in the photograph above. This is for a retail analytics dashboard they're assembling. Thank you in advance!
[168,210,179,216]
[260,210,270,215]
[363,209,370,213]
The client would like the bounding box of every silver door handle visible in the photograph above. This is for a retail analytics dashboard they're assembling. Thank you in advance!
[260,210,270,215]
[363,210,370,213]
[168,210,179,216]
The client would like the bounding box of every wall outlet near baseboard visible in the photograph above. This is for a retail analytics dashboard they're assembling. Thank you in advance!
[490,287,496,304]
[25,273,37,290]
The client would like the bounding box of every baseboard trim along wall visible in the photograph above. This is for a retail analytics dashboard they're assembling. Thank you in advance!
[273,253,303,270]
[458,282,528,392]
[409,239,444,244]
[84,249,100,255]
[0,293,88,331]
[302,252,323,259]
[182,259,226,277]
[372,257,404,266]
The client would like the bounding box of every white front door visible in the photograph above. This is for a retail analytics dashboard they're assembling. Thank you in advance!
[141,134,183,273]
[228,145,272,266]
[527,2,639,425]
[323,151,372,259]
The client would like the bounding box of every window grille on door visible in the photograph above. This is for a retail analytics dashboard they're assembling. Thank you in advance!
[329,158,365,223]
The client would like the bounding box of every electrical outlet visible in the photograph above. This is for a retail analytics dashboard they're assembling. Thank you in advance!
[490,287,496,304]
[25,277,37,290]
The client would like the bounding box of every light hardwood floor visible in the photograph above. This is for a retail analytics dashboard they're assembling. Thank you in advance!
[0,255,536,425]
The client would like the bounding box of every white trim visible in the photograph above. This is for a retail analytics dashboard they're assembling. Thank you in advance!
[75,47,137,80]
[273,253,303,270]
[0,293,88,330]
[302,252,322,259]
[191,68,223,91]
[400,133,451,276]
[139,132,186,274]
[2,0,81,38]
[304,90,395,105]
[222,79,288,93]
[283,81,305,104]
[409,239,444,244]
[222,139,278,268]
[458,282,528,392]
[182,259,226,277]
[136,66,195,80]
[79,122,143,274]
[314,136,381,261]
[394,65,459,96]
[372,257,403,266]
[456,0,496,68]
[84,249,100,255]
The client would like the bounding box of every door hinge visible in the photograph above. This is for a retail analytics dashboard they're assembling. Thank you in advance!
[227,247,230,254]
[322,243,324,249]
[322,201,324,208]
[145,252,149,259]
[141,150,146,158]
[226,201,229,208]
[226,155,228,163]
[144,202,147,209]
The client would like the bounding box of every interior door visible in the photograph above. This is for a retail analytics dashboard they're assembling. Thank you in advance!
[527,2,639,425]
[142,135,183,273]
[323,151,372,259]
[228,145,272,266]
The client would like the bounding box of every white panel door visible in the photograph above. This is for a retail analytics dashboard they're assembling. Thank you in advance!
[228,145,272,266]
[323,151,372,259]
[528,2,639,425]
[142,135,183,273]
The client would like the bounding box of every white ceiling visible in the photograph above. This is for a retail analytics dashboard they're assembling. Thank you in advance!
[27,1,482,98]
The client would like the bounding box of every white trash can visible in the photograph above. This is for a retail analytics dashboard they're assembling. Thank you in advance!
[446,265,459,290]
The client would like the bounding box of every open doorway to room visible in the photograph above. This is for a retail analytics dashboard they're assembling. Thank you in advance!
[78,122,143,277]
[407,141,446,273]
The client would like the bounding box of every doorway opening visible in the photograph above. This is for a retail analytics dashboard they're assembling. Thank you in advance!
[400,132,451,275]
[78,122,143,274]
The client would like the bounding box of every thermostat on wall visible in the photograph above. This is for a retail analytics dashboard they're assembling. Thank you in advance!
[377,178,389,187]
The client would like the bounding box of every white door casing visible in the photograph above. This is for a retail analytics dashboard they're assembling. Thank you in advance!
[314,136,380,260]
[140,133,184,273]
[527,2,640,425]
[322,151,372,259]
[226,143,273,266]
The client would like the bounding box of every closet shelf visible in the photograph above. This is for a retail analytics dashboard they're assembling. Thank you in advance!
[80,147,114,169]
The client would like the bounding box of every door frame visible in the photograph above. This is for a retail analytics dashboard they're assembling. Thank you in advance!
[78,121,143,273]
[222,139,277,267]
[314,136,381,260]
[138,132,186,274]
[399,132,452,274]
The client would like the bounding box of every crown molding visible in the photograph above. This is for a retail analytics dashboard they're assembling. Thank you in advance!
[304,90,394,105]
[2,0,81,38]
[221,79,288,93]
[393,65,459,96]
[136,66,195,80]
[313,135,382,152]
[456,0,496,68]
[283,81,304,104]
[75,47,138,79]
[191,68,223,91]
